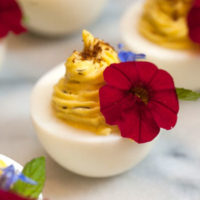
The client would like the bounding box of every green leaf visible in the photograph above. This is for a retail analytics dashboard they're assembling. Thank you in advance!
[12,157,46,199]
[176,88,200,101]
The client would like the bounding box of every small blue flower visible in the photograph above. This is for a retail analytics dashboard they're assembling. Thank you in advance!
[0,165,37,191]
[118,43,146,62]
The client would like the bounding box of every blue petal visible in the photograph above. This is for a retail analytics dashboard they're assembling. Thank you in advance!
[117,43,146,62]
[18,173,37,185]
[1,165,15,173]
[118,43,124,49]
[4,174,18,190]
[118,51,128,62]
[135,54,146,59]
[0,165,37,190]
[0,165,17,190]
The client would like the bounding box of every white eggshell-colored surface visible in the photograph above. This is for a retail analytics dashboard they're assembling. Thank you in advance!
[18,0,108,36]
[31,64,154,177]
[121,1,200,91]
[0,154,43,200]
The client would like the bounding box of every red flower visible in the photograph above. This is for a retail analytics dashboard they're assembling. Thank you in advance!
[0,189,32,200]
[187,0,200,44]
[0,0,26,38]
[99,62,179,143]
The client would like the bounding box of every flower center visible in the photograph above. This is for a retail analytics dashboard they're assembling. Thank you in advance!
[132,86,149,104]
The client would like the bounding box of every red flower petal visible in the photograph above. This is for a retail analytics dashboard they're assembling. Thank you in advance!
[118,105,160,143]
[136,61,158,85]
[149,69,176,91]
[0,0,26,38]
[187,1,200,44]
[150,90,179,113]
[99,85,126,124]
[0,189,31,200]
[111,62,139,84]
[12,24,26,34]
[99,85,135,125]
[99,85,126,108]
[0,0,18,8]
[0,12,21,30]
[194,0,200,5]
[103,64,132,90]
[0,11,26,34]
[110,62,158,86]
[188,8,200,28]
[0,23,9,38]
[148,101,178,130]
[189,26,200,44]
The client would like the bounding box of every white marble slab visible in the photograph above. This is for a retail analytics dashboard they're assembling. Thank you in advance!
[1,0,200,199]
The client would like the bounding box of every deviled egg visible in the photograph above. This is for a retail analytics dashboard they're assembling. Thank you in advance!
[31,30,154,178]
[121,0,200,91]
[18,0,108,36]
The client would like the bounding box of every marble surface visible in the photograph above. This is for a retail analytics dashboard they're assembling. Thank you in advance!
[1,0,200,199]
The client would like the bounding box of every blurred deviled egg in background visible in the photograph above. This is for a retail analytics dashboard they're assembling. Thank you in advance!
[121,0,200,91]
[18,0,109,36]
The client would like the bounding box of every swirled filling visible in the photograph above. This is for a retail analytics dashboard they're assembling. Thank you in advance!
[52,30,119,135]
[139,0,194,49]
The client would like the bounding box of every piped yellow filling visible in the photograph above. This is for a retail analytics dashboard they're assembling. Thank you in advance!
[139,0,194,49]
[52,30,119,135]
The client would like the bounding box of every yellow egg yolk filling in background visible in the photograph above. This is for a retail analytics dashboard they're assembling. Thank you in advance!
[52,30,119,135]
[0,160,6,175]
[139,0,196,49]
